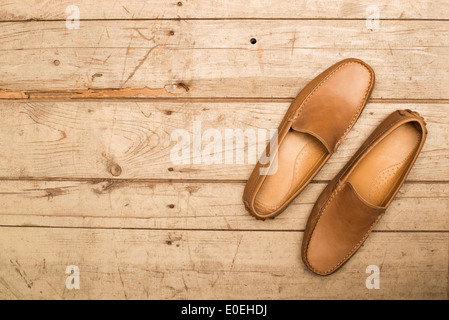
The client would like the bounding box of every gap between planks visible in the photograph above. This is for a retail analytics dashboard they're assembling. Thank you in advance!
[0,224,447,233]
[0,177,446,184]
[3,18,449,22]
[2,94,449,104]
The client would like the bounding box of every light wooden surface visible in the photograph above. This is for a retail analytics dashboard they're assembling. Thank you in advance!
[0,0,448,300]
[0,20,448,98]
[1,0,448,20]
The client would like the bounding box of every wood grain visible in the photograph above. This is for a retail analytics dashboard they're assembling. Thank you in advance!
[1,1,448,300]
[2,20,448,50]
[1,0,448,20]
[0,101,446,180]
[0,226,447,299]
[0,21,448,98]
[0,180,446,231]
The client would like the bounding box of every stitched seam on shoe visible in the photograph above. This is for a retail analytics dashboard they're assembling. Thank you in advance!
[292,61,373,151]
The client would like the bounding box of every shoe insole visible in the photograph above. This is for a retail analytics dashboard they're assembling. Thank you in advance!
[254,130,328,214]
[347,123,421,207]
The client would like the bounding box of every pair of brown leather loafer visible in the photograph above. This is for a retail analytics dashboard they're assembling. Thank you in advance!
[243,58,427,276]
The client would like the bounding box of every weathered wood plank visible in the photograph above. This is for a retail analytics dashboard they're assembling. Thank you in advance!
[0,101,446,181]
[0,20,448,98]
[1,0,447,303]
[0,227,446,299]
[0,181,446,231]
[1,0,448,20]
[2,20,448,50]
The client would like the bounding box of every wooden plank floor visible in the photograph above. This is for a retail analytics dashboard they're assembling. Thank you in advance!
[0,1,448,300]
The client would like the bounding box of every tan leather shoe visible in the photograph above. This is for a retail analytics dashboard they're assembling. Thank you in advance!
[302,110,427,276]
[243,58,375,220]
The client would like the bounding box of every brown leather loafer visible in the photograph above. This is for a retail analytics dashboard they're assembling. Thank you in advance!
[243,58,375,220]
[302,110,427,276]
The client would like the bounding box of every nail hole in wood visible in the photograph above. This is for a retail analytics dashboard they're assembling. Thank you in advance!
[177,82,190,92]
[250,38,257,44]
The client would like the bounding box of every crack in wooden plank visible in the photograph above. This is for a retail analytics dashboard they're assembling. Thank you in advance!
[0,87,178,99]
[230,236,243,271]
[121,45,158,88]
[132,28,155,42]
[290,32,296,56]
[10,259,33,289]
[1,89,449,103]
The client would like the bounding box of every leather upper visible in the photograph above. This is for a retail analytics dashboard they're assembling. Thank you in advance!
[291,61,373,153]
[243,58,375,219]
[302,110,427,276]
